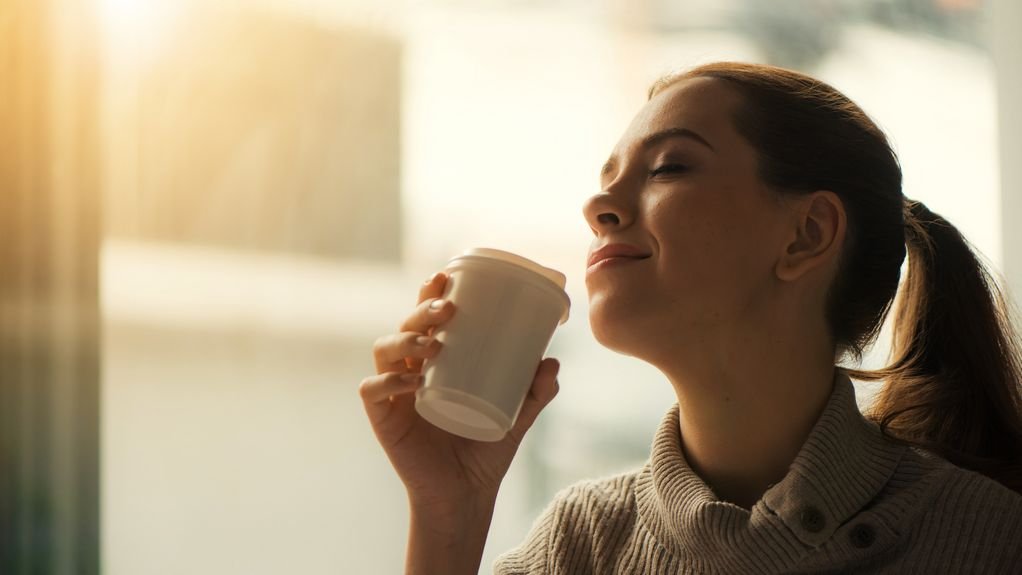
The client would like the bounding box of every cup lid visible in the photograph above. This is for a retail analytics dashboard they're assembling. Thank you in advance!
[461,248,567,290]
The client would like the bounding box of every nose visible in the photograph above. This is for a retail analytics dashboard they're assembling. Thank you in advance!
[582,191,631,235]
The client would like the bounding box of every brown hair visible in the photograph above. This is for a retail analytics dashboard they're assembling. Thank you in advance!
[650,62,1022,493]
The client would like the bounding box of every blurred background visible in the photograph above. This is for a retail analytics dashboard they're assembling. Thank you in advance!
[2,0,1021,573]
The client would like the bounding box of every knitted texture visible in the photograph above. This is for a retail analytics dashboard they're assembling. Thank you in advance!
[495,370,1022,574]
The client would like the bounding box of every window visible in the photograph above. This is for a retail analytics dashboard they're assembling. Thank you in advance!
[86,1,1020,573]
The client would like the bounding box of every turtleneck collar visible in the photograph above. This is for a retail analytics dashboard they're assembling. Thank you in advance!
[634,368,907,573]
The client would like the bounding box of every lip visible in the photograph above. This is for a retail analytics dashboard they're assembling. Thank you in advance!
[587,243,651,270]
[586,256,648,275]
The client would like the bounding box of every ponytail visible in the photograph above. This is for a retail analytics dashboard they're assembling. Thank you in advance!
[849,199,1022,493]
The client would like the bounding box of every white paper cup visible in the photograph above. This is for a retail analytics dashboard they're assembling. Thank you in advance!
[414,248,570,442]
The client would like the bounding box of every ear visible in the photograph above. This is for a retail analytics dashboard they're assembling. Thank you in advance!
[775,191,846,282]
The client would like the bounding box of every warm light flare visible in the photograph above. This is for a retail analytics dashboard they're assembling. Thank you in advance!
[100,0,177,52]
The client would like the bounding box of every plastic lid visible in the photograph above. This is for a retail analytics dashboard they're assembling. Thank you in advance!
[461,248,567,290]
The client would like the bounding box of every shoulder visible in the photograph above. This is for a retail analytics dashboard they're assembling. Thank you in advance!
[493,469,642,575]
[884,448,1022,555]
[922,451,1022,520]
[898,447,1022,511]
[520,468,642,541]
[550,469,640,516]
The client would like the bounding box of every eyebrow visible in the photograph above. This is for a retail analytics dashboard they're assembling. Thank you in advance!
[601,127,715,177]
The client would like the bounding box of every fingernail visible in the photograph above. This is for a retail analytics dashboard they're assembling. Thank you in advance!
[429,299,446,311]
[401,373,423,385]
[415,336,434,347]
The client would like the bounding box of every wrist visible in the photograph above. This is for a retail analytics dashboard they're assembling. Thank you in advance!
[408,485,499,509]
[406,493,496,575]
[408,490,498,535]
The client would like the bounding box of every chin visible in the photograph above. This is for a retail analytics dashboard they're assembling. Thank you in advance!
[587,297,649,357]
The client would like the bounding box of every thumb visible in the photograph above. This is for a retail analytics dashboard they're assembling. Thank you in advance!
[506,358,560,445]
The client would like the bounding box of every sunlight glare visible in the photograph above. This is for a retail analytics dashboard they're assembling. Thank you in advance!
[100,0,177,52]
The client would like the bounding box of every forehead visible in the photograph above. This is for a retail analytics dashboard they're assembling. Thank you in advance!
[613,76,744,155]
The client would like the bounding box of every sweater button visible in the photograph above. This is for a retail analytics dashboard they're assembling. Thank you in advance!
[850,523,876,549]
[799,505,826,533]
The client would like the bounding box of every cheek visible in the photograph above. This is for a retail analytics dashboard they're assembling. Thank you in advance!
[653,197,773,306]
[652,194,733,277]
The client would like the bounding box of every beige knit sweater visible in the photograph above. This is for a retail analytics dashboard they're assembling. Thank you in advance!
[494,370,1022,574]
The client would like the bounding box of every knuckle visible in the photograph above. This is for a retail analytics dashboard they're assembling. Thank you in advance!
[372,334,391,353]
[417,284,432,302]
[358,376,375,398]
[400,305,428,331]
[417,298,435,315]
[402,331,422,347]
[404,304,429,328]
[416,276,441,302]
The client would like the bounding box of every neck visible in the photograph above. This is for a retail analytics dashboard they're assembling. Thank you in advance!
[653,315,836,510]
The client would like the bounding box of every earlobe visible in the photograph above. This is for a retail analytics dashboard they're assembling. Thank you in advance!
[775,191,844,282]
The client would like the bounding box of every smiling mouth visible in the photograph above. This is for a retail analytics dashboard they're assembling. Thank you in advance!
[586,255,650,274]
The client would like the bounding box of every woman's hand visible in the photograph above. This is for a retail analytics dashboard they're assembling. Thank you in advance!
[361,271,560,574]
[360,271,561,510]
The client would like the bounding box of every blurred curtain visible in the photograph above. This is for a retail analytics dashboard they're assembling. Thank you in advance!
[0,0,102,573]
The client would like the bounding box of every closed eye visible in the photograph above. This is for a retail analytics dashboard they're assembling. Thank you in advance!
[649,163,689,178]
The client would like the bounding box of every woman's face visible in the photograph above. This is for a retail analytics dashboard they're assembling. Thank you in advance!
[583,76,795,360]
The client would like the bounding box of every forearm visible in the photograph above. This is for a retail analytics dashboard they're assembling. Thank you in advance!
[405,493,498,575]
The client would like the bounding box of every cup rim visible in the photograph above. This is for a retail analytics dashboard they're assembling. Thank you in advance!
[445,250,571,324]
[461,248,566,290]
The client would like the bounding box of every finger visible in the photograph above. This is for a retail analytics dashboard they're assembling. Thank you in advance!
[398,296,456,335]
[401,298,455,373]
[359,372,424,425]
[413,272,450,341]
[372,332,442,374]
[417,271,448,305]
[506,358,560,446]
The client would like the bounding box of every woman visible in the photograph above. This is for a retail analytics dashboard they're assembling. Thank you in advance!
[360,62,1022,573]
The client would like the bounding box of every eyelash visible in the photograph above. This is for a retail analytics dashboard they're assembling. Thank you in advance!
[649,163,689,178]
